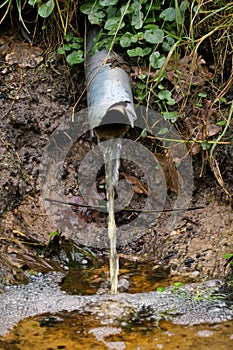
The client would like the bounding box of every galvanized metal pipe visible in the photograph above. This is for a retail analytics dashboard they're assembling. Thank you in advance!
[85,27,136,140]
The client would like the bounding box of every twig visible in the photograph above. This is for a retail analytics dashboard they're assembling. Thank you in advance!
[145,135,231,145]
[45,197,204,213]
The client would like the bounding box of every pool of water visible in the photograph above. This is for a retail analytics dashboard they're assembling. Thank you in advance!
[1,312,232,350]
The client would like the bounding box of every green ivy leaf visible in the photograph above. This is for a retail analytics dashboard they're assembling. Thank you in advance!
[70,42,82,50]
[216,120,226,126]
[127,47,151,57]
[141,129,147,138]
[89,12,105,25]
[144,24,159,30]
[198,92,207,98]
[163,111,178,123]
[38,0,55,18]
[158,127,168,135]
[104,17,125,31]
[80,2,105,24]
[132,32,143,42]
[219,97,227,103]
[49,230,59,237]
[159,7,176,21]
[80,2,102,14]
[120,32,133,47]
[64,44,71,51]
[57,47,65,55]
[105,5,117,18]
[127,47,143,57]
[179,1,188,24]
[162,36,175,51]
[120,4,134,16]
[66,50,84,66]
[166,98,176,106]
[65,32,73,42]
[28,0,40,6]
[144,29,164,44]
[99,0,118,6]
[142,47,152,55]
[149,52,165,69]
[224,253,233,259]
[73,37,84,44]
[158,90,172,100]
[145,2,160,11]
[136,81,145,89]
[173,282,183,288]
[131,0,144,29]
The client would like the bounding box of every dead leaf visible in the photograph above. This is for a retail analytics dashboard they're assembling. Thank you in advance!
[5,42,43,68]
[166,55,214,101]
[155,150,179,193]
[185,100,220,155]
[130,65,157,80]
[121,172,148,195]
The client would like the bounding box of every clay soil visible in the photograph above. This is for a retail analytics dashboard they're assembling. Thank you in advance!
[0,30,232,287]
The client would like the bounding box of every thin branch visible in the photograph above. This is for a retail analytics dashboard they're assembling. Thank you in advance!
[45,197,204,213]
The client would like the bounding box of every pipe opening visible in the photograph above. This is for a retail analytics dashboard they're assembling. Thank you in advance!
[94,108,130,140]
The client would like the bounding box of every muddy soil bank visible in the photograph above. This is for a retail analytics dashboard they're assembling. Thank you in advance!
[0,33,232,287]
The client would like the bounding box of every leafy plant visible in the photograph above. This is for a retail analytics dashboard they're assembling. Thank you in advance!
[29,0,55,18]
[80,0,188,112]
[0,0,30,32]
[1,1,232,195]
[38,229,62,258]
[157,281,184,293]
[57,32,84,66]
[0,1,191,120]
[224,253,233,265]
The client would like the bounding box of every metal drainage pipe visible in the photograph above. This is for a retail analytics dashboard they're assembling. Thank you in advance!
[85,27,136,140]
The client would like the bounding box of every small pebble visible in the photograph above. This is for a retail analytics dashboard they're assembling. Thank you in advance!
[81,259,88,265]
[118,278,130,292]
[196,330,214,337]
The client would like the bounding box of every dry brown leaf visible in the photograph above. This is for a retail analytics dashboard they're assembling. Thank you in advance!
[121,172,148,195]
[185,100,220,155]
[155,151,179,193]
[5,42,43,68]
[166,55,214,101]
[130,65,157,80]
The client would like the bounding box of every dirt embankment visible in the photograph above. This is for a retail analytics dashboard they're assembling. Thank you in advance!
[0,33,232,286]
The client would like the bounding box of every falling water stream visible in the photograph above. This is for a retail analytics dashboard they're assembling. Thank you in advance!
[99,138,122,294]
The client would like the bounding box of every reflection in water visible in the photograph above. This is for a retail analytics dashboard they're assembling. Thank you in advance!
[1,312,233,350]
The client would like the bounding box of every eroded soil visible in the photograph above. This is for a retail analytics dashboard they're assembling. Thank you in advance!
[0,32,232,289]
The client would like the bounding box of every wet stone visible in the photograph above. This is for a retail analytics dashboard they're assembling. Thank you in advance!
[196,330,214,337]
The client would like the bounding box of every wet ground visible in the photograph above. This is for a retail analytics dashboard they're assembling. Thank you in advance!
[0,30,233,348]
